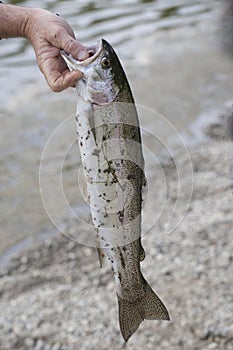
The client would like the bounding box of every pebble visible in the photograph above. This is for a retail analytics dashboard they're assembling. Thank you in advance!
[24,338,34,347]
[20,256,28,264]
[52,343,61,350]
[34,339,45,350]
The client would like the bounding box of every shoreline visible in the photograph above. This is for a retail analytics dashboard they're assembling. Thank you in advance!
[0,106,232,350]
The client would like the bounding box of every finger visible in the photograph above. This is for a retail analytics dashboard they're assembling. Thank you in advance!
[46,69,83,92]
[58,32,89,61]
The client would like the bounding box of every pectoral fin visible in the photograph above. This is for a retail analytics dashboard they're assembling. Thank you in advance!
[96,245,105,268]
[78,168,90,204]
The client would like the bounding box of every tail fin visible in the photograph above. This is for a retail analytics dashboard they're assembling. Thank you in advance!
[117,281,169,342]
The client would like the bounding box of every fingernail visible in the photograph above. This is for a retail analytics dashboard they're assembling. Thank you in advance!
[77,50,88,61]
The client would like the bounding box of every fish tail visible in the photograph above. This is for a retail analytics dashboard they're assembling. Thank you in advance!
[117,281,169,342]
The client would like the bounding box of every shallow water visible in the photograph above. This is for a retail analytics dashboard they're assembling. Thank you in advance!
[0,0,233,256]
[0,0,221,100]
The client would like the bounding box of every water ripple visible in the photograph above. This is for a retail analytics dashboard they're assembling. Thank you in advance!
[2,0,219,68]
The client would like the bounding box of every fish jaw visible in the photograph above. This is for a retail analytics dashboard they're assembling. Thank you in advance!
[60,39,103,72]
[60,39,120,105]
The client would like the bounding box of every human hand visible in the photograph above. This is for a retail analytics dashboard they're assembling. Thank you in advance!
[25,9,88,92]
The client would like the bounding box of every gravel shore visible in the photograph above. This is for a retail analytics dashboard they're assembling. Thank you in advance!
[0,109,232,350]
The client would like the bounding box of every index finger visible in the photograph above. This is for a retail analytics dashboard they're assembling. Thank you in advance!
[58,32,89,61]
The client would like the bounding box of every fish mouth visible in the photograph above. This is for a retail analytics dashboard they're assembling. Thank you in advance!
[60,39,103,71]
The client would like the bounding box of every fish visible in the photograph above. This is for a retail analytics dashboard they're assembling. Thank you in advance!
[61,39,169,341]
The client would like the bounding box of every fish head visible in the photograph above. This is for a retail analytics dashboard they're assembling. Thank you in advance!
[61,39,124,105]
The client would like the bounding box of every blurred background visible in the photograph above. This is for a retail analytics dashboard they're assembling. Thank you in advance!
[0,0,233,257]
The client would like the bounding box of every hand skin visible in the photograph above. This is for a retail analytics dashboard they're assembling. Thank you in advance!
[0,4,89,92]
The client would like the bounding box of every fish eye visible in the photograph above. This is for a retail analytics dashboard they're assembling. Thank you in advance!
[101,57,111,69]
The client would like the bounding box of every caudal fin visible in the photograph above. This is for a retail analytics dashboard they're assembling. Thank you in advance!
[117,281,169,342]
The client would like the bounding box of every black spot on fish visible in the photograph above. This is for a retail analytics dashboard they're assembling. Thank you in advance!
[110,179,118,184]
[117,210,124,223]
[92,148,101,156]
[118,272,122,283]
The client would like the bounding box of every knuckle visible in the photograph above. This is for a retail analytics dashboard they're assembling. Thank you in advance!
[64,38,76,53]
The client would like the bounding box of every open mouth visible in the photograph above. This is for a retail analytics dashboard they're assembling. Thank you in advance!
[60,39,103,69]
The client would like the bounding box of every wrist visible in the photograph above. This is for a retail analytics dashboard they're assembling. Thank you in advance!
[0,4,38,39]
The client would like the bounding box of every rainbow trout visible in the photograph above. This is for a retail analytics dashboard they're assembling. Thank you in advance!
[61,39,169,341]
